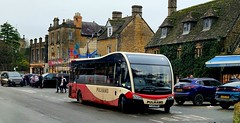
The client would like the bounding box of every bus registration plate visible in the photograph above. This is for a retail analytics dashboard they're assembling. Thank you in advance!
[149,105,160,108]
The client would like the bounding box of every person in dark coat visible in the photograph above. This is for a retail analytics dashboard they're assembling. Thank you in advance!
[38,74,43,88]
[56,74,61,93]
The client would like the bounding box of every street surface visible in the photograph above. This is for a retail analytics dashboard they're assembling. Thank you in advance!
[0,86,233,123]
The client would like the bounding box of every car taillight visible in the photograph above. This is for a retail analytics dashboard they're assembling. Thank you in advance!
[183,85,195,89]
[232,88,240,92]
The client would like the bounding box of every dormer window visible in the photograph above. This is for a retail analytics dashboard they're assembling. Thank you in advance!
[182,12,197,35]
[201,9,219,31]
[160,18,173,39]
[107,27,113,37]
[182,22,191,35]
[203,18,212,31]
[160,27,168,39]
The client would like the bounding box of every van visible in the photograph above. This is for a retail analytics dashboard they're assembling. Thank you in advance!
[0,71,23,87]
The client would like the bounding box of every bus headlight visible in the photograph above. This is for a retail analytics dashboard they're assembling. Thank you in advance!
[133,94,143,100]
[167,96,174,100]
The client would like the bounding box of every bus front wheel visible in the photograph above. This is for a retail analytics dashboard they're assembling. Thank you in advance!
[77,91,83,104]
[119,96,129,113]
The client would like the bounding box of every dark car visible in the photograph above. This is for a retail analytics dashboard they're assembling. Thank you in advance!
[174,78,222,106]
[215,81,240,109]
[0,71,24,87]
[42,73,69,88]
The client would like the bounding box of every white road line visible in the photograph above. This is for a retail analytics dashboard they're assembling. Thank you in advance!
[149,119,164,123]
[129,115,138,118]
[11,88,36,94]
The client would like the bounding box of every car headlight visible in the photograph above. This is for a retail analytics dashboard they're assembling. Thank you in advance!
[167,96,174,100]
[133,94,143,100]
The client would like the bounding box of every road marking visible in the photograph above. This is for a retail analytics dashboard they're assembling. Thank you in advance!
[157,115,212,122]
[149,119,164,123]
[11,88,36,94]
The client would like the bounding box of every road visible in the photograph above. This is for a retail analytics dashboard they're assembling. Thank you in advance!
[0,86,233,123]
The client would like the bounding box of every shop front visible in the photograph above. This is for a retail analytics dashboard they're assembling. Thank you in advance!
[48,58,70,73]
[206,55,240,83]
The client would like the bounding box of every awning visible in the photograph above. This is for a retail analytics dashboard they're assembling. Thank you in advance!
[206,55,240,67]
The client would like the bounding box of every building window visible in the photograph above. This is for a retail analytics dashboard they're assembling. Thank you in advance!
[36,49,39,62]
[57,47,60,59]
[154,50,160,54]
[51,33,54,44]
[57,31,60,43]
[203,18,212,31]
[195,43,202,58]
[68,31,73,40]
[31,49,34,62]
[182,22,191,35]
[107,27,112,37]
[107,46,111,54]
[51,47,55,59]
[177,46,182,59]
[42,48,45,61]
[160,28,168,39]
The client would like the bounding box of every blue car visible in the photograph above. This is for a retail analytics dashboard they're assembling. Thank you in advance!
[215,81,240,109]
[174,78,222,106]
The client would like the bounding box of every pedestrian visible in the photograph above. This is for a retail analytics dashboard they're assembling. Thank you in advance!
[38,73,43,88]
[63,76,68,93]
[56,74,61,93]
[60,76,67,93]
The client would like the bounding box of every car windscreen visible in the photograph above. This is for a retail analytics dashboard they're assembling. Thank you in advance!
[178,79,192,83]
[8,72,21,77]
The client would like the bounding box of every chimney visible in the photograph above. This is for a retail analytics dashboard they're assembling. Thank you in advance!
[74,12,82,28]
[53,17,59,27]
[112,11,122,20]
[132,5,142,16]
[168,0,177,16]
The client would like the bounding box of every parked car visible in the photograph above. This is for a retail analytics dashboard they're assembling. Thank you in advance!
[174,78,222,106]
[0,71,23,87]
[42,73,69,88]
[215,81,240,109]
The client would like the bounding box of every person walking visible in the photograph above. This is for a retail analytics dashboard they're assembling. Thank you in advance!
[56,74,61,93]
[38,73,43,88]
[60,76,67,93]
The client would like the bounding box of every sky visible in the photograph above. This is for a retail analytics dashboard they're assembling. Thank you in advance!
[0,0,210,41]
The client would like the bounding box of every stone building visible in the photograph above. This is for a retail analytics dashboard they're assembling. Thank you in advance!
[97,5,154,56]
[29,36,48,74]
[145,0,240,83]
[48,12,103,73]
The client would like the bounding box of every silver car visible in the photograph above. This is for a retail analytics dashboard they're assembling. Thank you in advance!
[0,71,23,87]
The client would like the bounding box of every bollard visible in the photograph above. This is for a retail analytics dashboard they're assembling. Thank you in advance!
[233,102,240,123]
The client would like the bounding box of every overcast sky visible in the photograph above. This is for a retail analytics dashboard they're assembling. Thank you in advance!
[0,0,210,41]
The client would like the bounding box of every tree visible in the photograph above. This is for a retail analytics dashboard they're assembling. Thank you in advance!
[0,22,20,50]
[0,22,21,71]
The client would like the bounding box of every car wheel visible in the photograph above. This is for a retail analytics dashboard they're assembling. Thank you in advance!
[77,91,83,104]
[175,99,185,105]
[193,94,204,106]
[164,106,170,113]
[119,96,129,113]
[1,82,3,86]
[220,102,230,109]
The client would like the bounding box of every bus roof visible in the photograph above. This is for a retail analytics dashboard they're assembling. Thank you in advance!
[71,52,166,62]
